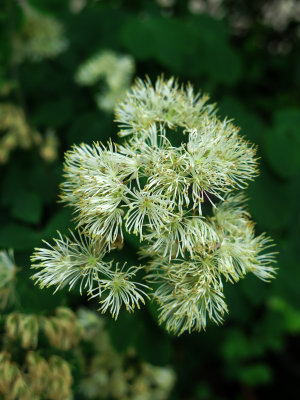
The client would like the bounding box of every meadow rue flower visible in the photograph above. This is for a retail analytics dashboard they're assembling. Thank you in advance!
[89,264,150,319]
[31,76,276,335]
[15,1,68,62]
[31,231,110,294]
[31,232,149,318]
[75,50,135,111]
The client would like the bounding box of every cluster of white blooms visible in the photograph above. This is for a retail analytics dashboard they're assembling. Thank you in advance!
[262,0,300,31]
[75,50,135,111]
[31,77,276,335]
[31,232,149,319]
[14,1,68,62]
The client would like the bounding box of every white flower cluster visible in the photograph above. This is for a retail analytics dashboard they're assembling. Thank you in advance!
[31,77,276,335]
[15,2,68,62]
[31,232,148,319]
[262,0,300,31]
[75,50,135,111]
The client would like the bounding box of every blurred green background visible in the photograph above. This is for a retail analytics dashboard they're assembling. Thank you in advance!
[0,0,299,399]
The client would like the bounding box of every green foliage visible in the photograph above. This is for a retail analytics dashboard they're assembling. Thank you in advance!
[264,108,300,178]
[0,0,299,398]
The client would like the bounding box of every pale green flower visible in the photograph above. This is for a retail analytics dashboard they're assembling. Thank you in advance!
[31,76,276,334]
[150,255,227,335]
[90,264,150,319]
[75,50,135,111]
[31,232,110,294]
[115,76,215,135]
[125,190,175,239]
[31,232,149,318]
[15,3,68,62]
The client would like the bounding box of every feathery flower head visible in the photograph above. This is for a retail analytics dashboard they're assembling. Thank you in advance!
[31,231,149,319]
[31,231,110,293]
[31,76,276,334]
[115,76,214,135]
[90,263,150,319]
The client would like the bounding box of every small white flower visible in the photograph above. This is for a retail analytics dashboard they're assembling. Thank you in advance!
[212,195,277,283]
[125,190,174,239]
[115,76,214,136]
[77,208,124,246]
[31,232,109,294]
[89,264,149,319]
[31,232,150,319]
[150,256,227,335]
